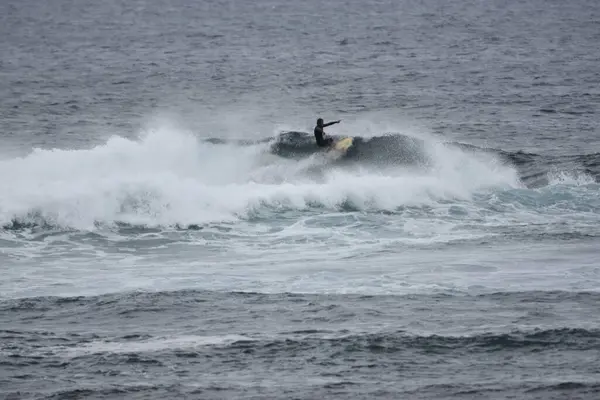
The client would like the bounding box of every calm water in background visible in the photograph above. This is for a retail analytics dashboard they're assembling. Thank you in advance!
[1,0,600,398]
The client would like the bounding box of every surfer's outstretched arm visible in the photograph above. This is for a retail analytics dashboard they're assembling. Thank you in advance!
[323,120,341,127]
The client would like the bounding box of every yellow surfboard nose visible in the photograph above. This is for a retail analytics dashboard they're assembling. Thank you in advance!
[333,137,353,152]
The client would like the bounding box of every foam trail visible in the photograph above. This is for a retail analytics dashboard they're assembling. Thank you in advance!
[0,124,523,230]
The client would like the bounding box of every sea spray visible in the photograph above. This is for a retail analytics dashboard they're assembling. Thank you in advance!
[0,124,528,230]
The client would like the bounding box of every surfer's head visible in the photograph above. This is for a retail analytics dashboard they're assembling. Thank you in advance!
[316,118,323,127]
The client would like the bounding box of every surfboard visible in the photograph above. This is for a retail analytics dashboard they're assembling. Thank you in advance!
[333,137,353,152]
[325,137,353,160]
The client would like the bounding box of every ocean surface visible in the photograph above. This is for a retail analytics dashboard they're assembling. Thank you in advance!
[1,0,600,398]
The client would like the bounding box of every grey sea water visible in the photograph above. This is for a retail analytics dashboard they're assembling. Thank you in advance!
[1,0,600,398]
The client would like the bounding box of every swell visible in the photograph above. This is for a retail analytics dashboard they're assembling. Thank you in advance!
[3,328,599,358]
[3,290,599,399]
[268,131,431,167]
[265,131,600,187]
[3,288,600,312]
[451,142,600,187]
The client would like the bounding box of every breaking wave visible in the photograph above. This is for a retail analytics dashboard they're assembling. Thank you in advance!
[0,123,596,232]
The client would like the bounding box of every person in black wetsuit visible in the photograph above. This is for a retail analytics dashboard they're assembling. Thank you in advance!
[314,118,341,148]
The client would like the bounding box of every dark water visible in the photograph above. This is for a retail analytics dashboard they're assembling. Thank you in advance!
[1,0,600,398]
[3,290,600,399]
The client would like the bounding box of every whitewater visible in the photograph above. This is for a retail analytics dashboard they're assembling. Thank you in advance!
[1,121,598,299]
[1,120,521,227]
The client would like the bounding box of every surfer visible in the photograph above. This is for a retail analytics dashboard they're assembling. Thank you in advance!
[314,118,341,147]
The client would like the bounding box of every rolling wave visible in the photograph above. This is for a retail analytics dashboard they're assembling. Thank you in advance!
[268,131,600,187]
[0,127,520,230]
[0,126,597,233]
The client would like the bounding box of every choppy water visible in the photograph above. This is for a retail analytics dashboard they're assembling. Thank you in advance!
[1,0,599,398]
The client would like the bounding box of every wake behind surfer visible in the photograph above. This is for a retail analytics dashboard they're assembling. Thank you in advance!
[314,118,341,148]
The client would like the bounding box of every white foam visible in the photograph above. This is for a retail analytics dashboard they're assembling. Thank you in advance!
[62,334,254,358]
[0,122,523,230]
[5,119,600,298]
